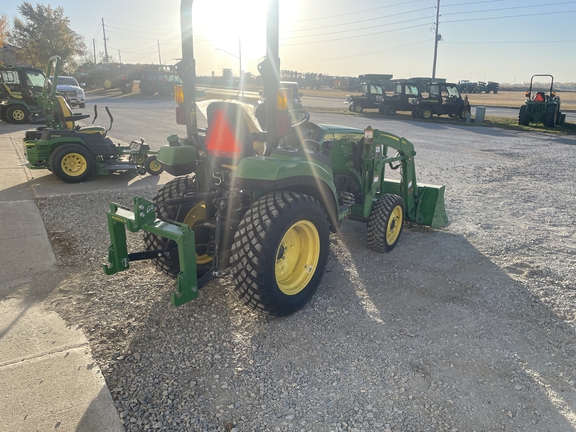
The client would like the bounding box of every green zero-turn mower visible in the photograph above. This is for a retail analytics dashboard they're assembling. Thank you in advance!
[22,56,164,183]
[518,74,565,128]
[103,0,448,317]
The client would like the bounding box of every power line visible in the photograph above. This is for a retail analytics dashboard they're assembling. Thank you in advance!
[292,0,425,23]
[288,38,431,62]
[282,22,431,46]
[441,9,576,23]
[283,15,434,40]
[285,7,432,34]
[441,1,576,16]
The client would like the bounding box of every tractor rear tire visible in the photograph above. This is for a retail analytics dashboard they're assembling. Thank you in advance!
[543,105,557,128]
[119,82,133,94]
[411,108,421,118]
[420,107,433,119]
[49,143,94,183]
[353,104,363,113]
[230,191,330,317]
[143,175,212,278]
[6,105,30,124]
[518,105,530,126]
[0,107,10,123]
[367,194,405,252]
[144,155,164,175]
[103,79,114,90]
[139,81,150,95]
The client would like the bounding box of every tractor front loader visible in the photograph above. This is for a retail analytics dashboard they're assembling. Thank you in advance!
[103,0,448,317]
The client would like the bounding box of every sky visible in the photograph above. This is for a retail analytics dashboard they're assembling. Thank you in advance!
[2,0,576,85]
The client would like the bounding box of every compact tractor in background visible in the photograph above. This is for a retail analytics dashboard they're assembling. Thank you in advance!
[518,74,565,128]
[102,0,448,317]
[22,56,163,183]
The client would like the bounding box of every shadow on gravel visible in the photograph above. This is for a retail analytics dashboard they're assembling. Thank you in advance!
[46,214,576,431]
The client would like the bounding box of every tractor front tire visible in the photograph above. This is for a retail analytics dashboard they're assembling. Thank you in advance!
[103,79,113,90]
[420,107,433,119]
[367,194,405,252]
[7,105,30,124]
[119,82,133,94]
[543,105,557,128]
[231,191,330,317]
[144,155,164,175]
[143,175,211,278]
[518,105,530,126]
[49,144,94,183]
[353,103,363,113]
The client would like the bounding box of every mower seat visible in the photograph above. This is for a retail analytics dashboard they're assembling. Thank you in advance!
[54,96,106,135]
[204,101,262,164]
[534,92,545,102]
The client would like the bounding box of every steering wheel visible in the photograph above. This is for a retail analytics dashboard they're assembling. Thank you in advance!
[289,109,311,128]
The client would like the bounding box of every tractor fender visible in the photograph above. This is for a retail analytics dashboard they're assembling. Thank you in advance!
[233,155,340,232]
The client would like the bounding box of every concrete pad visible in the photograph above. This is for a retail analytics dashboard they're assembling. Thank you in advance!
[0,298,86,364]
[0,169,34,201]
[0,202,56,287]
[0,347,123,432]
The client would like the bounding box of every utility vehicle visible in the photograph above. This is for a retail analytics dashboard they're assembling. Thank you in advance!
[412,82,470,120]
[379,80,421,116]
[0,65,46,124]
[103,0,447,317]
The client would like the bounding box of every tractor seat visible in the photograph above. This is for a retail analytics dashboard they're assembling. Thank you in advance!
[54,96,106,135]
[204,101,263,164]
[534,92,546,102]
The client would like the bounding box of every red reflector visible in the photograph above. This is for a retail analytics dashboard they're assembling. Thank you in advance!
[205,110,242,158]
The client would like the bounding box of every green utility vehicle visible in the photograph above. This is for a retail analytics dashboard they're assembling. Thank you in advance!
[379,80,421,116]
[0,64,46,124]
[23,56,164,183]
[346,81,386,113]
[412,82,471,120]
[102,0,448,317]
[518,74,565,128]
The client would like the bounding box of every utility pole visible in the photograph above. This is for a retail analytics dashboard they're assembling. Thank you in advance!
[102,18,109,63]
[93,39,96,63]
[432,0,440,80]
[239,35,243,99]
[158,40,162,65]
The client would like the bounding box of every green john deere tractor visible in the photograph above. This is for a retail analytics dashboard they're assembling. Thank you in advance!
[22,56,164,183]
[102,0,448,317]
[518,74,565,128]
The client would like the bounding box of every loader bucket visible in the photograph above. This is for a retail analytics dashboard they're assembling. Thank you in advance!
[414,184,448,228]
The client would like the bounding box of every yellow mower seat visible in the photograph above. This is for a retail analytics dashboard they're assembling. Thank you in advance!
[54,96,106,135]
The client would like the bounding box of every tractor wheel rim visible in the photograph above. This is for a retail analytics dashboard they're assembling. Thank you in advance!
[13,110,25,121]
[133,155,146,165]
[61,153,87,176]
[183,202,212,265]
[275,220,320,295]
[386,205,403,245]
[149,160,162,172]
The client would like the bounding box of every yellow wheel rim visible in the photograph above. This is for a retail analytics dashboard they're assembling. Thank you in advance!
[13,109,25,121]
[148,159,162,172]
[422,109,432,119]
[133,155,146,165]
[275,220,320,295]
[61,152,87,177]
[386,205,403,245]
[183,202,212,265]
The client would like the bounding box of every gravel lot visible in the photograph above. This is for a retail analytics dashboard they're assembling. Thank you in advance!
[37,123,576,431]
